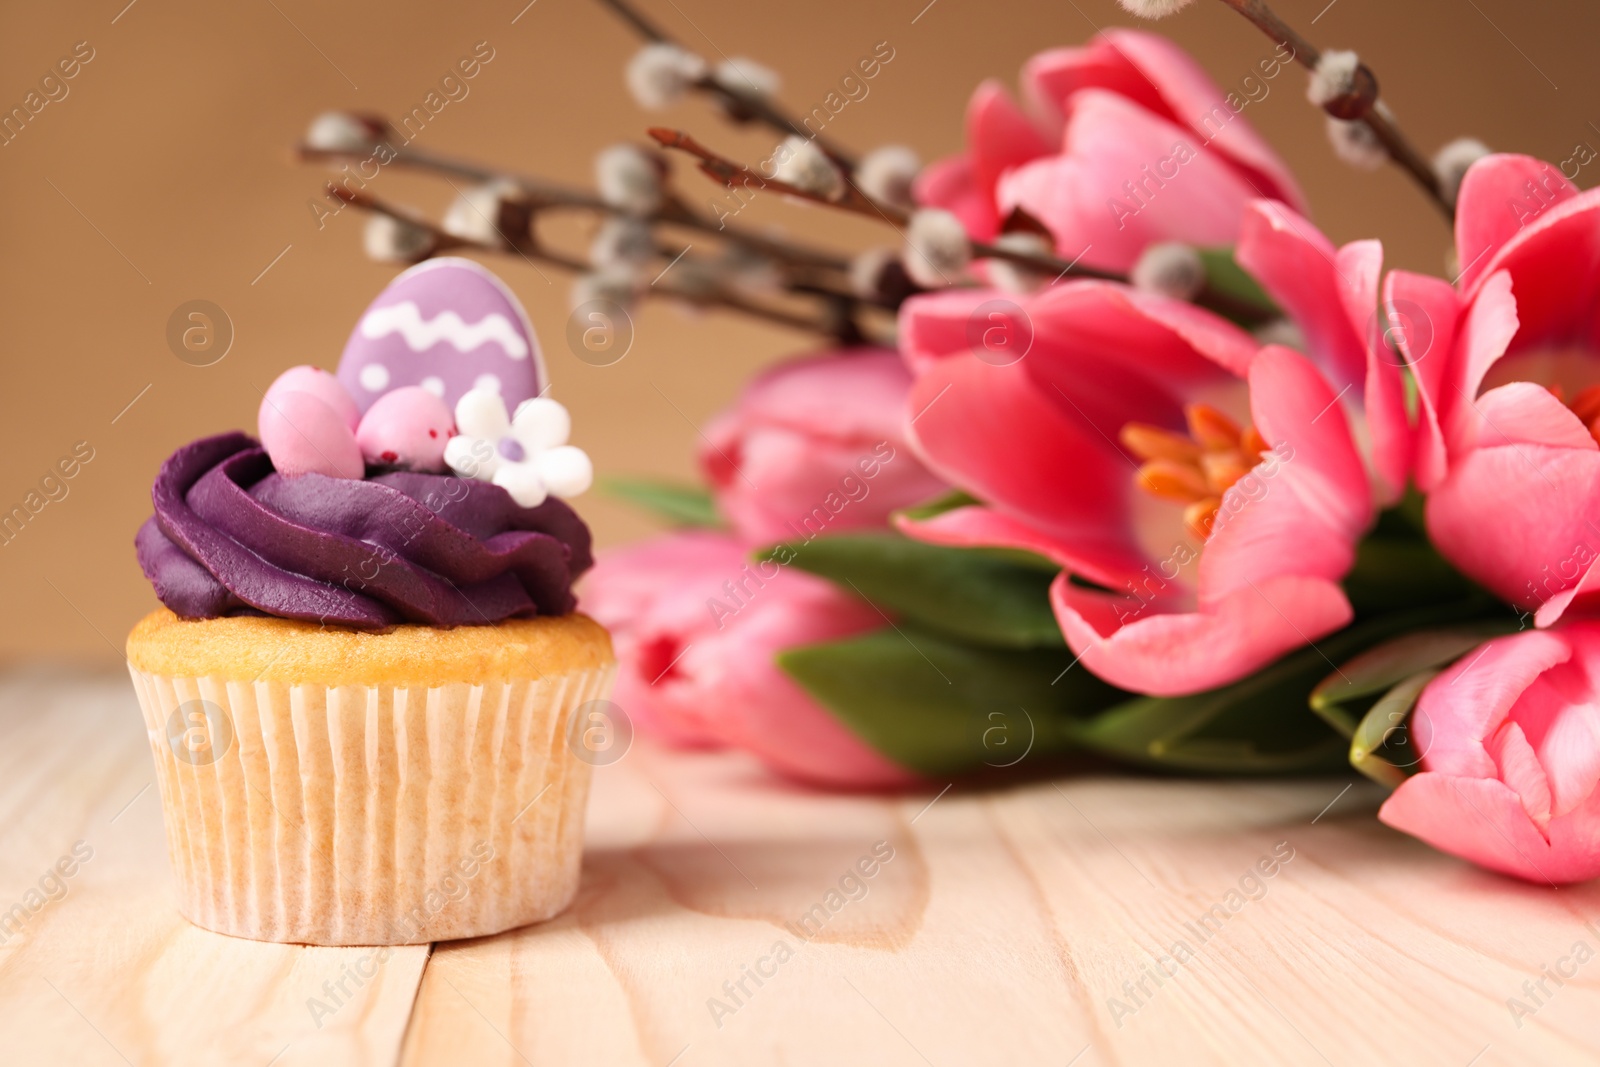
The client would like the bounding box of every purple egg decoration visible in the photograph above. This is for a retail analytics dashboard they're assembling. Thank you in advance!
[336,257,546,416]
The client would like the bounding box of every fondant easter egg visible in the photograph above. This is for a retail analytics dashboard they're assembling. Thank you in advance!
[258,390,365,479]
[355,386,454,473]
[336,258,545,416]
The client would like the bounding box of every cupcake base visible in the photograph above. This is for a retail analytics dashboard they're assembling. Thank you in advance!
[126,610,615,945]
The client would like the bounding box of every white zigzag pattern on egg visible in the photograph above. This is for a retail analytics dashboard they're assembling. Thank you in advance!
[358,300,529,359]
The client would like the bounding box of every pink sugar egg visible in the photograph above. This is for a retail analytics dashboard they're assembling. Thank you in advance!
[355,386,454,473]
[259,389,365,479]
[261,365,360,431]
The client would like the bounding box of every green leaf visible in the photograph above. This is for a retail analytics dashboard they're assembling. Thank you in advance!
[601,477,721,528]
[1198,247,1278,322]
[1348,670,1435,789]
[775,532,1064,648]
[778,625,1126,776]
[1066,644,1352,775]
[895,489,981,523]
[1066,607,1480,776]
[1310,623,1514,719]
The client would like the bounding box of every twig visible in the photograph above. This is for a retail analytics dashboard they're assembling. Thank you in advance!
[325,186,879,340]
[592,0,859,170]
[1212,0,1450,218]
[297,140,850,272]
[649,127,1274,324]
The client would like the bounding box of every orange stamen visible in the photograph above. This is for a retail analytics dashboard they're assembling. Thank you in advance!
[1120,422,1201,464]
[1126,404,1264,543]
[1201,452,1253,494]
[1137,460,1211,503]
[1185,403,1241,451]
[1184,498,1222,541]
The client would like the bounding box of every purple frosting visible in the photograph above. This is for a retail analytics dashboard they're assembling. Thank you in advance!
[136,433,593,629]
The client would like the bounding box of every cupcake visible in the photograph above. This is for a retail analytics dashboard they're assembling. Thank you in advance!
[127,259,616,945]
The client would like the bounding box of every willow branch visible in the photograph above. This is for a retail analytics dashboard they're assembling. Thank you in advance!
[592,0,858,170]
[297,141,850,274]
[325,186,881,340]
[1212,0,1450,218]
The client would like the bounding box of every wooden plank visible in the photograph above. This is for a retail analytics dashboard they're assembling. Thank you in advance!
[8,672,1600,1066]
[0,671,427,1067]
[402,744,1600,1067]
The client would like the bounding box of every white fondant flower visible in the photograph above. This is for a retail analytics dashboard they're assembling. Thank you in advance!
[444,387,592,507]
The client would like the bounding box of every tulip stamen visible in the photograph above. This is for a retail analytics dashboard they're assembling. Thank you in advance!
[1121,403,1267,541]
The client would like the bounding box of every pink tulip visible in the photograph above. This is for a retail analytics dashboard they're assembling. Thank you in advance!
[579,530,920,788]
[1379,624,1600,884]
[896,279,1376,696]
[915,30,1306,270]
[698,349,947,544]
[1389,154,1600,625]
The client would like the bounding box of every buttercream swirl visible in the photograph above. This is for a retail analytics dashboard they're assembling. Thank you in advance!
[136,433,593,629]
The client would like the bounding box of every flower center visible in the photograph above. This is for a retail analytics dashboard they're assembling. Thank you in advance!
[1120,403,1266,542]
[497,437,527,462]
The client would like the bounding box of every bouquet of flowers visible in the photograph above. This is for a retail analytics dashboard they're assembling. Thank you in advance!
[302,0,1600,886]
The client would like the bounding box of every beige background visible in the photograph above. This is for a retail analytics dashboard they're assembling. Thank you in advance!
[0,0,1593,666]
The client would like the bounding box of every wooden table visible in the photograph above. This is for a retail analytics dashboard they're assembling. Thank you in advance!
[4,669,1599,1066]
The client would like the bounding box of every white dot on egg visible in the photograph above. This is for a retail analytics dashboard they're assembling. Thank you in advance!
[474,373,501,393]
[420,376,445,397]
[359,363,390,392]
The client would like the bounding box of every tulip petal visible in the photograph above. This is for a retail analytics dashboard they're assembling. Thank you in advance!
[1487,720,1554,834]
[967,80,1052,208]
[1237,202,1409,502]
[913,155,998,240]
[1199,347,1371,601]
[1383,270,1461,491]
[1412,630,1570,778]
[1051,570,1350,697]
[1533,562,1600,630]
[903,351,1139,569]
[895,504,1140,591]
[1426,443,1600,611]
[1455,154,1578,293]
[1445,270,1522,453]
[1506,641,1600,819]
[1471,187,1600,351]
[997,90,1263,272]
[1379,773,1588,884]
[1469,382,1597,452]
[1023,30,1306,211]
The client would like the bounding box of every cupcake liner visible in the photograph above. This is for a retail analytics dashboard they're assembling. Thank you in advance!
[128,663,615,945]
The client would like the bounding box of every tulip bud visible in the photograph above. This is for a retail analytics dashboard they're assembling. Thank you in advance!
[904,208,971,288]
[363,213,435,264]
[305,111,387,151]
[772,135,846,201]
[1307,50,1379,120]
[442,179,532,248]
[855,145,921,209]
[1115,0,1195,18]
[1131,242,1205,302]
[625,43,707,110]
[596,144,664,216]
[1432,138,1492,208]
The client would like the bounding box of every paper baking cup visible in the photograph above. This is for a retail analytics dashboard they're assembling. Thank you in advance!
[127,664,614,945]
